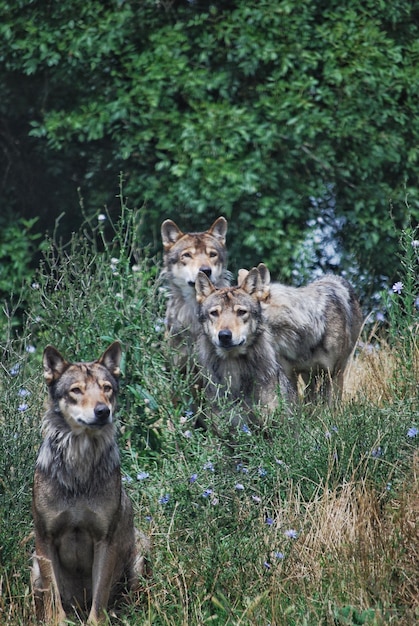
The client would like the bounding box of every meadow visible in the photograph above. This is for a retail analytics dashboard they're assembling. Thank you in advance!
[0,205,417,625]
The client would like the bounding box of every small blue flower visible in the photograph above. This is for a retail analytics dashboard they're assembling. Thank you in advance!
[284,529,298,539]
[26,345,36,353]
[122,474,133,483]
[203,461,214,472]
[407,426,418,438]
[18,388,30,397]
[241,424,251,434]
[18,403,28,412]
[202,489,213,498]
[265,516,274,526]
[376,311,385,322]
[189,473,198,483]
[137,471,150,481]
[392,281,403,294]
[9,364,20,376]
[371,446,383,458]
[235,483,245,491]
[251,495,261,503]
[274,551,285,560]
[258,467,267,477]
[263,561,271,569]
[158,494,170,504]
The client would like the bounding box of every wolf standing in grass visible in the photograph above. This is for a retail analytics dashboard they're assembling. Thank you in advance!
[160,216,230,365]
[195,267,292,425]
[31,342,148,625]
[239,264,363,404]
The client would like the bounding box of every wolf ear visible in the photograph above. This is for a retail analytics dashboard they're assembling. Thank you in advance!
[161,220,184,250]
[43,346,69,386]
[195,271,216,303]
[98,341,122,378]
[240,267,261,296]
[256,263,271,300]
[237,268,249,287]
[208,216,227,244]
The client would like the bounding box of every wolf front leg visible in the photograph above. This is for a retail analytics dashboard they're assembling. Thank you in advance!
[32,548,67,625]
[87,541,119,625]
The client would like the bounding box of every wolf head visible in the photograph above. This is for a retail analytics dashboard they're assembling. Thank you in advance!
[196,267,265,357]
[161,217,228,295]
[43,342,122,434]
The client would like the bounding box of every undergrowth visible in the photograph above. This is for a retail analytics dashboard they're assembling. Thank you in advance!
[0,203,417,625]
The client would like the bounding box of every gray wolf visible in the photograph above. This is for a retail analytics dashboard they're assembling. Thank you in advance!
[160,217,230,363]
[32,342,149,625]
[195,268,291,424]
[238,264,363,404]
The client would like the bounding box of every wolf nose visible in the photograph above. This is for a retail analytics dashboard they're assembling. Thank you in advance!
[200,266,212,278]
[94,403,111,423]
[218,329,232,347]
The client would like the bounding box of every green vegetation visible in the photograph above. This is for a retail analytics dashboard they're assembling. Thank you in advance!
[1,1,419,294]
[0,207,417,625]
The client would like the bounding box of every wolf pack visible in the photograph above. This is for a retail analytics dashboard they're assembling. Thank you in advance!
[31,215,363,624]
[161,216,363,423]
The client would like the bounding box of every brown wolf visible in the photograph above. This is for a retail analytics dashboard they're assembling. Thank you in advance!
[160,217,230,363]
[31,342,149,625]
[195,268,291,425]
[238,264,363,404]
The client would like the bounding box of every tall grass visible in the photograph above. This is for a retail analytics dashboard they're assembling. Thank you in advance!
[0,203,417,625]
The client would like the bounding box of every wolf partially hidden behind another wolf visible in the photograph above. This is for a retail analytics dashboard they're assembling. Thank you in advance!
[32,342,149,625]
[238,263,363,405]
[160,216,230,368]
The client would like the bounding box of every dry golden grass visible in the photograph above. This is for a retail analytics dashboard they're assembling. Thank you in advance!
[344,324,419,404]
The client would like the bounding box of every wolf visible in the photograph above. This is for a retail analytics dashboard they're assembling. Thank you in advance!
[238,264,363,404]
[195,268,291,424]
[160,216,230,364]
[31,342,149,625]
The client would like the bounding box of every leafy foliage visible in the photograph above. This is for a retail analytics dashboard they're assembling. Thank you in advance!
[1,1,419,294]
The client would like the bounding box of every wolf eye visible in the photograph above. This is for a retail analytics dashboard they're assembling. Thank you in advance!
[103,383,113,393]
[182,252,192,259]
[70,386,83,395]
[236,309,248,317]
[209,309,219,318]
[209,251,218,258]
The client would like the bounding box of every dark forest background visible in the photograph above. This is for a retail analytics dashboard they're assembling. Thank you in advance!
[1,0,419,305]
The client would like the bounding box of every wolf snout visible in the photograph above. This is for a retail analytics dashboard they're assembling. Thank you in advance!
[94,403,111,424]
[218,329,233,347]
[200,266,212,278]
